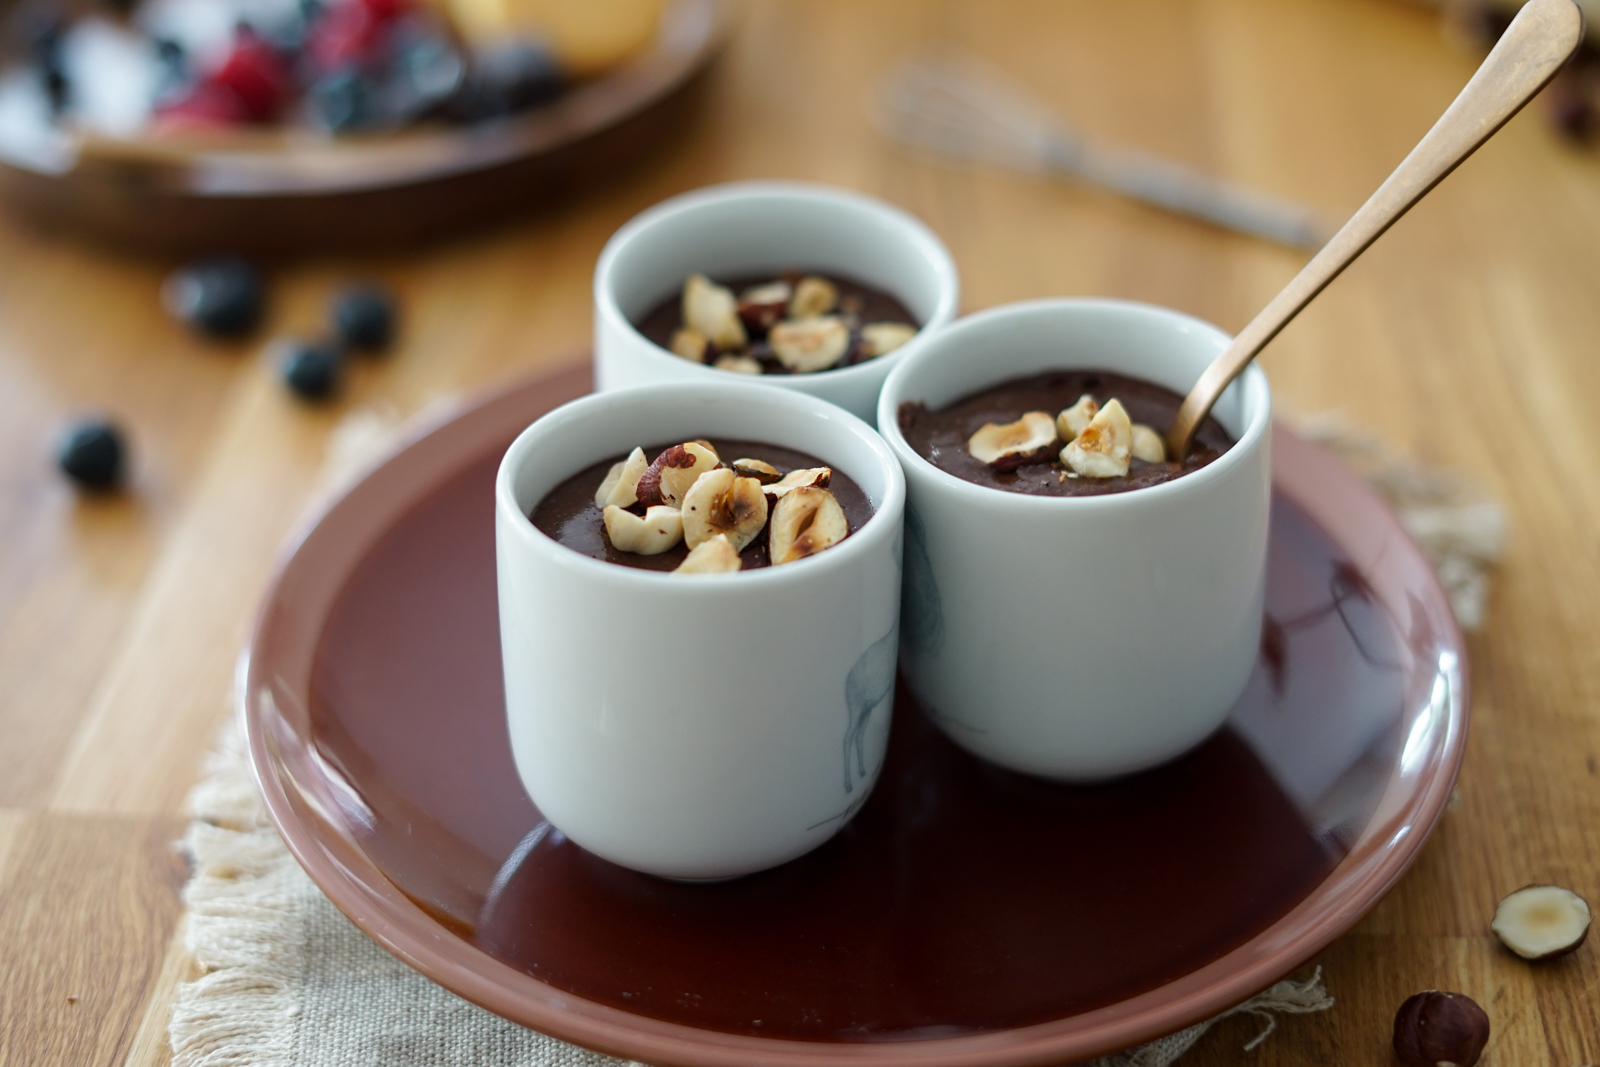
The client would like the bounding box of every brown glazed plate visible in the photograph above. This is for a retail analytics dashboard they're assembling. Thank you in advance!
[243,361,1468,1067]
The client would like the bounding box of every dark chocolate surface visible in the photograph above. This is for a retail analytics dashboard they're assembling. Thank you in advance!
[530,439,873,571]
[635,271,919,374]
[899,370,1235,497]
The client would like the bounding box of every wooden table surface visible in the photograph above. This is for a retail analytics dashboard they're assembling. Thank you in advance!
[3,1,1599,1064]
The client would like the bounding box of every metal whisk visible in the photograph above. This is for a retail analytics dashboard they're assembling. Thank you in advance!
[873,47,1330,251]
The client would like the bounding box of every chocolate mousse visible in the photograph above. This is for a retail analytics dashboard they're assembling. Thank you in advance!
[635,271,920,376]
[531,439,872,573]
[898,370,1233,498]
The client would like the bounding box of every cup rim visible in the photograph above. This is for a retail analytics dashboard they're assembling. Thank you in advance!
[877,297,1272,509]
[496,380,907,587]
[592,179,961,386]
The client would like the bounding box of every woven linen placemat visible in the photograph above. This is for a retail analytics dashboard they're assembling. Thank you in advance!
[168,410,1502,1067]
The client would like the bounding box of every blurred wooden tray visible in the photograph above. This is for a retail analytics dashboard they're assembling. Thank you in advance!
[0,0,727,255]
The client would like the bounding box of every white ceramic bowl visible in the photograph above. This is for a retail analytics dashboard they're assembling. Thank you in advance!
[593,181,960,425]
[495,382,906,880]
[877,299,1272,781]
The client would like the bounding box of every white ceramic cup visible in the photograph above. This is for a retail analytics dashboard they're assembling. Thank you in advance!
[495,382,906,880]
[593,181,960,425]
[876,298,1272,782]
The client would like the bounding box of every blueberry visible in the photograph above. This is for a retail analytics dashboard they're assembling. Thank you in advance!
[331,285,396,351]
[388,34,465,121]
[307,69,371,132]
[57,419,125,491]
[42,67,70,114]
[29,17,70,114]
[154,37,187,74]
[281,342,344,400]
[163,256,264,338]
[153,37,190,98]
[448,40,562,121]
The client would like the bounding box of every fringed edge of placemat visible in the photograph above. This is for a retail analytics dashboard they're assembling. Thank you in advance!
[170,723,305,1067]
[1087,970,1333,1067]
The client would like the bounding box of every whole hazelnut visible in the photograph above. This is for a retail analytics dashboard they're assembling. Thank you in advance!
[1392,991,1489,1067]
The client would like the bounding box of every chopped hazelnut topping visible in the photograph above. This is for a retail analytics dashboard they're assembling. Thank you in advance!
[770,316,850,373]
[769,486,849,564]
[967,412,1058,471]
[585,441,853,570]
[603,504,683,555]
[1061,398,1132,478]
[669,328,709,363]
[681,468,769,552]
[674,533,742,574]
[858,322,917,360]
[762,466,832,500]
[648,441,721,507]
[683,274,748,350]
[788,275,839,319]
[736,282,792,334]
[713,353,763,375]
[1131,423,1167,463]
[593,446,649,509]
[730,458,782,483]
[1056,394,1100,440]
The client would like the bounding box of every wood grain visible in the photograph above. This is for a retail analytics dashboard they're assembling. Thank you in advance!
[1,0,1598,1064]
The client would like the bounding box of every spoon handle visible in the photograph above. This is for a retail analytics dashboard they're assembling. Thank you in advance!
[1166,0,1584,459]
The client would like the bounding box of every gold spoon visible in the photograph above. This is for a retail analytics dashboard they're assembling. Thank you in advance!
[1166,0,1584,460]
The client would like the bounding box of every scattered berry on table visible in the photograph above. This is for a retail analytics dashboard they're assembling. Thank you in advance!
[281,341,345,400]
[331,284,397,351]
[162,256,264,338]
[57,418,125,490]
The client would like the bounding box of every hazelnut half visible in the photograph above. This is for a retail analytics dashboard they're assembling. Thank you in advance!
[967,412,1058,471]
[1131,423,1167,463]
[602,504,683,555]
[858,322,917,360]
[683,274,747,350]
[1491,884,1591,960]
[638,441,721,508]
[762,466,832,500]
[1056,394,1100,440]
[669,328,709,363]
[770,316,850,373]
[730,458,781,484]
[1392,991,1489,1067]
[593,446,649,509]
[674,533,741,574]
[737,281,791,335]
[788,275,838,319]
[1062,398,1132,478]
[713,354,763,375]
[769,486,849,564]
[681,468,769,552]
